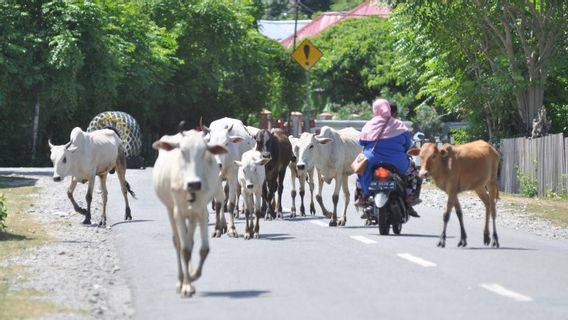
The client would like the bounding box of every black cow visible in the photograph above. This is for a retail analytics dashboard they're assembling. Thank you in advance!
[254,129,293,219]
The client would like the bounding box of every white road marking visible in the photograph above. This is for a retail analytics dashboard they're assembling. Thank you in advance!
[311,220,329,227]
[350,235,378,244]
[479,283,533,302]
[397,253,437,267]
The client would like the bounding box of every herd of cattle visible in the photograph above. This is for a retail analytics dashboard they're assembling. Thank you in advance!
[48,116,501,298]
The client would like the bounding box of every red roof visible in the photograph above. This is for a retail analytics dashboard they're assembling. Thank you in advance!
[280,1,391,48]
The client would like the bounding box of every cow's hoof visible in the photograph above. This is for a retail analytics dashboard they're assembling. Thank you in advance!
[253,233,260,239]
[457,239,467,247]
[244,233,251,240]
[180,284,195,298]
[437,240,446,248]
[82,218,91,225]
[212,230,221,238]
[98,220,106,227]
[310,204,316,215]
[492,240,500,248]
[338,219,346,226]
[329,220,337,227]
[227,229,238,238]
[290,213,296,219]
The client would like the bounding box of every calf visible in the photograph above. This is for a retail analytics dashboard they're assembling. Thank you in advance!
[412,140,500,248]
[152,129,227,297]
[235,149,270,239]
[254,129,293,219]
[288,134,317,218]
[49,127,135,225]
[296,126,361,226]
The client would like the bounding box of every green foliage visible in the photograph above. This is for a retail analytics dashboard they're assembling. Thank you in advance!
[548,104,568,134]
[449,128,473,145]
[0,194,6,230]
[413,103,443,140]
[516,165,538,198]
[323,101,372,120]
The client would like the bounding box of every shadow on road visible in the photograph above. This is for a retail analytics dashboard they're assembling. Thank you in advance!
[396,233,446,238]
[111,219,154,227]
[199,290,270,299]
[261,233,294,241]
[467,246,537,251]
[0,170,52,177]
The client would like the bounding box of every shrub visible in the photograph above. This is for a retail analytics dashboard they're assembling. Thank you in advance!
[450,128,473,145]
[515,166,538,198]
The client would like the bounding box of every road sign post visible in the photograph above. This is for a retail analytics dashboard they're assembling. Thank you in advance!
[291,39,323,133]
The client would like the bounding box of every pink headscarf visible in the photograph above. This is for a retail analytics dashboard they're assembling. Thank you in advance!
[359,99,408,141]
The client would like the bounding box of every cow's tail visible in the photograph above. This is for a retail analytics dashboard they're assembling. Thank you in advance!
[126,181,137,199]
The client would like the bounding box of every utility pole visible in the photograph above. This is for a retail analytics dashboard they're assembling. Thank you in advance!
[293,0,299,50]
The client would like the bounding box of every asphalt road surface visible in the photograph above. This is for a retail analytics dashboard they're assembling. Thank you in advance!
[106,169,568,320]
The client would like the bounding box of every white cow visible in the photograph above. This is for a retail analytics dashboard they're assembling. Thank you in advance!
[296,126,362,226]
[203,117,256,237]
[49,127,135,225]
[235,149,270,239]
[288,134,318,217]
[152,129,227,297]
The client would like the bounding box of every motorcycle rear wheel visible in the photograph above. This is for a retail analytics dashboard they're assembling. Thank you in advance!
[377,207,389,235]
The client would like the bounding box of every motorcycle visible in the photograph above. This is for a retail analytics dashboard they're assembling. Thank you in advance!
[362,163,410,235]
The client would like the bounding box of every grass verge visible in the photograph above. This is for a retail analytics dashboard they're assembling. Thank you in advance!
[421,181,568,227]
[0,176,66,318]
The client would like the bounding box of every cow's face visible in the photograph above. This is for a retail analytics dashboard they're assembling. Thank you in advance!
[254,129,274,160]
[417,143,449,178]
[207,124,243,171]
[49,140,79,181]
[235,151,270,191]
[153,130,227,207]
[295,132,332,172]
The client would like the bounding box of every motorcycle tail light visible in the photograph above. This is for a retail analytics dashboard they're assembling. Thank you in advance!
[374,167,390,179]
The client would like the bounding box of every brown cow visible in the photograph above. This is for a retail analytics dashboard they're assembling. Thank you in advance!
[411,140,500,248]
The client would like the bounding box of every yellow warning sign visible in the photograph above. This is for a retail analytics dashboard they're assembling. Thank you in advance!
[291,39,323,71]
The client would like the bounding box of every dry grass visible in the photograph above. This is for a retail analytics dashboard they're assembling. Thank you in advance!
[0,176,67,319]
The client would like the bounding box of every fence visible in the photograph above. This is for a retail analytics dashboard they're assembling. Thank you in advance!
[499,133,568,196]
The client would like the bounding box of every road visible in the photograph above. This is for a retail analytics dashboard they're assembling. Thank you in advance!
[106,169,568,320]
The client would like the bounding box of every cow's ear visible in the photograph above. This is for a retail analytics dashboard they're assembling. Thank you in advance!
[407,147,420,156]
[67,144,79,152]
[315,137,333,144]
[234,160,243,167]
[229,136,244,144]
[440,145,452,158]
[152,140,179,151]
[256,158,271,166]
[208,144,228,154]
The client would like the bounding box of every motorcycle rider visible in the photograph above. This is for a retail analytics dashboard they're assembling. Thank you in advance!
[354,98,420,218]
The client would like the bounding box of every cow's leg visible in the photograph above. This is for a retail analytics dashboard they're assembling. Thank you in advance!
[166,207,183,292]
[454,198,467,247]
[244,192,253,240]
[316,173,331,218]
[82,178,96,225]
[234,184,241,219]
[328,178,341,227]
[174,209,195,297]
[289,167,297,218]
[212,184,226,238]
[308,169,316,215]
[253,190,262,239]
[116,149,133,220]
[261,181,269,220]
[488,182,500,248]
[276,169,286,219]
[190,215,209,283]
[338,174,350,226]
[475,186,494,247]
[437,194,457,248]
[98,174,108,226]
[298,172,306,216]
[67,178,87,216]
[225,178,238,238]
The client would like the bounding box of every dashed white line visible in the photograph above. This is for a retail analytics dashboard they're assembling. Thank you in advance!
[350,235,378,244]
[310,220,329,227]
[397,253,437,267]
[479,283,533,302]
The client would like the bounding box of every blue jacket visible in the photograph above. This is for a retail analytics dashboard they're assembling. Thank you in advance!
[358,132,411,196]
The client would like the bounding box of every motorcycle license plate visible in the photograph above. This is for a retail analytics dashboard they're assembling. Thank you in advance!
[370,180,395,191]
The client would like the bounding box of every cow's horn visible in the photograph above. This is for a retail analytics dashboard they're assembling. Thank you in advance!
[48,139,54,149]
[64,141,72,149]
[178,121,186,135]
[227,124,233,132]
